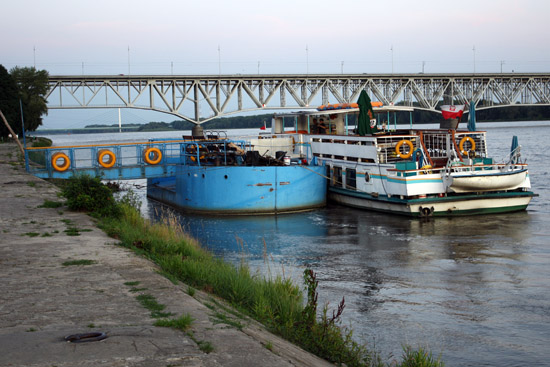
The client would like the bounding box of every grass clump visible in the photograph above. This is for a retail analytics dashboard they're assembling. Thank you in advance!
[154,313,194,331]
[196,340,214,353]
[62,259,96,266]
[397,346,444,367]
[38,200,63,208]
[136,294,173,319]
[23,232,40,237]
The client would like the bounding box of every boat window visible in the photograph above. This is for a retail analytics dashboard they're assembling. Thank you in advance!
[364,172,371,183]
[332,166,342,187]
[346,169,356,190]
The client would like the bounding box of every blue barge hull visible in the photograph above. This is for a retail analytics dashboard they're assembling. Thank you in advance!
[147,165,327,214]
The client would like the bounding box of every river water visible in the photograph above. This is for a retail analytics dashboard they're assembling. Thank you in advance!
[41,122,550,366]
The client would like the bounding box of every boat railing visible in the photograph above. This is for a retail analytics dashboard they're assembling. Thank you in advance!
[181,140,248,166]
[25,140,190,179]
[375,135,420,164]
[388,159,525,179]
[453,131,487,158]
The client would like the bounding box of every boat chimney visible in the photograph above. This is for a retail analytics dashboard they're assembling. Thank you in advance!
[440,118,459,129]
[192,124,204,139]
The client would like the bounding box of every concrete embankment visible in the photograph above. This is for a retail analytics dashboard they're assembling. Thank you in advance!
[0,143,333,367]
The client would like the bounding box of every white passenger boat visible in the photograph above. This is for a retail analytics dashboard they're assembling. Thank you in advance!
[265,96,535,217]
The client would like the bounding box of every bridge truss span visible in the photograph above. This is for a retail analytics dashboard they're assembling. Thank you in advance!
[46,73,550,124]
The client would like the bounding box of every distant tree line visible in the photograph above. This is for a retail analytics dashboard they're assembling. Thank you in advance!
[131,113,274,131]
[0,64,49,138]
[121,104,550,132]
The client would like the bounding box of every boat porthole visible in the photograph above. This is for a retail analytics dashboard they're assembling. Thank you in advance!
[202,173,205,178]
[364,172,370,183]
[224,175,228,179]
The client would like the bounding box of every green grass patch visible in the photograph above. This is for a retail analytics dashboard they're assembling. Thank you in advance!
[130,287,148,293]
[196,340,214,353]
[31,138,53,148]
[136,294,174,319]
[62,259,96,266]
[26,181,36,187]
[63,227,92,236]
[64,227,81,236]
[124,281,141,286]
[211,311,244,330]
[41,232,52,237]
[154,313,194,331]
[23,232,40,237]
[397,346,444,367]
[38,200,63,208]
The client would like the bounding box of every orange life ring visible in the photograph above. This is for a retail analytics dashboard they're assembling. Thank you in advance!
[143,147,162,165]
[51,152,71,172]
[459,136,476,156]
[186,144,206,162]
[395,140,414,159]
[98,149,116,168]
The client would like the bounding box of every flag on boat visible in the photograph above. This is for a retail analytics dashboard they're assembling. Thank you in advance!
[440,104,466,120]
[357,90,378,135]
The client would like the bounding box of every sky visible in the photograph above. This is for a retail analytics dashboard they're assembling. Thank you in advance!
[2,0,550,128]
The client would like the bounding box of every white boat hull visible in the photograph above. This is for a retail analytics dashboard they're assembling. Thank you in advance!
[329,188,534,217]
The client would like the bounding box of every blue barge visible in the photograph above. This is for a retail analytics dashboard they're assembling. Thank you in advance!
[146,139,327,214]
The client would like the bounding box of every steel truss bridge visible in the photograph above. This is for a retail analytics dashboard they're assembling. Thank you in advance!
[46,73,550,124]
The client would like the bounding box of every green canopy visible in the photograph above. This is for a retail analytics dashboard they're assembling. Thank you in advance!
[357,90,377,136]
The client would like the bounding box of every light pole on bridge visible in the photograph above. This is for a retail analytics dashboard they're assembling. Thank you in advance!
[218,46,221,75]
[390,45,394,73]
[472,45,476,73]
[306,45,309,74]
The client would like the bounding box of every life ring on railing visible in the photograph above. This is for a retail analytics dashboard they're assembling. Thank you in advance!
[97,149,116,168]
[51,152,71,172]
[395,139,414,159]
[143,147,162,165]
[459,136,476,156]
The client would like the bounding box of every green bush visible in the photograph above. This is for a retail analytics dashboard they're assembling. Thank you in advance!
[61,174,120,217]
